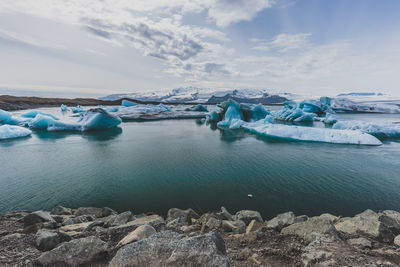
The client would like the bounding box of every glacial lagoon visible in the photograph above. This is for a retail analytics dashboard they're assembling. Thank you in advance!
[1,107,400,219]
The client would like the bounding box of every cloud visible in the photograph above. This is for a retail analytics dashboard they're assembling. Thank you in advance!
[251,33,311,52]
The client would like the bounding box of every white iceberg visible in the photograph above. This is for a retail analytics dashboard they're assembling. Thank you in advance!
[0,125,32,140]
[322,113,339,124]
[21,110,59,120]
[71,105,86,113]
[331,98,400,113]
[61,104,69,112]
[243,121,382,145]
[332,120,400,138]
[29,108,121,131]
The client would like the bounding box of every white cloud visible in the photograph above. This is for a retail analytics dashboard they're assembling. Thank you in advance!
[251,33,311,52]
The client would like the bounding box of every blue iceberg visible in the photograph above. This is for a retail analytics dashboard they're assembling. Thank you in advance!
[271,106,316,122]
[121,99,138,107]
[243,121,382,145]
[216,99,244,128]
[332,120,400,138]
[322,113,339,124]
[21,110,59,120]
[71,105,86,113]
[241,104,270,122]
[0,109,22,125]
[61,104,69,112]
[0,125,32,140]
[185,104,208,112]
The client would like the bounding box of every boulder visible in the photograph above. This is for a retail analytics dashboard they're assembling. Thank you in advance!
[222,220,246,234]
[116,225,156,248]
[109,231,229,267]
[348,237,372,249]
[266,211,296,230]
[23,211,55,227]
[234,210,263,225]
[166,208,200,224]
[216,207,234,221]
[319,213,339,223]
[51,205,72,215]
[37,236,108,266]
[35,229,67,251]
[394,235,400,247]
[281,215,338,242]
[62,214,96,225]
[74,207,116,218]
[105,211,133,227]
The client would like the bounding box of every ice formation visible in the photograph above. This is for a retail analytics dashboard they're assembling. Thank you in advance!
[121,99,138,107]
[331,98,400,113]
[61,104,68,112]
[322,113,339,124]
[185,104,208,112]
[205,110,222,124]
[71,105,86,113]
[216,99,244,128]
[106,106,120,112]
[0,109,21,125]
[299,97,334,114]
[241,104,270,122]
[271,105,316,122]
[20,110,59,120]
[243,122,382,145]
[332,120,400,138]
[0,125,32,140]
[29,108,121,131]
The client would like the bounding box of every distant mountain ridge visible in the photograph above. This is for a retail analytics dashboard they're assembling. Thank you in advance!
[99,87,290,104]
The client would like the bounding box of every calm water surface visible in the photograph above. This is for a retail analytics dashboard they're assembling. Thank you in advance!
[1,107,400,219]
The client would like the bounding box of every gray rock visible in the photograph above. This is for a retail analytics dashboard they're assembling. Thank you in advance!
[266,211,296,230]
[0,233,23,242]
[59,222,92,233]
[62,214,96,225]
[105,211,133,227]
[116,225,156,248]
[216,206,234,221]
[35,229,65,251]
[348,237,372,249]
[51,205,72,215]
[234,210,263,225]
[23,211,55,227]
[394,235,400,246]
[319,213,339,223]
[281,215,338,242]
[206,217,222,230]
[37,236,108,266]
[75,206,116,218]
[294,215,309,223]
[222,220,246,234]
[301,235,335,266]
[109,231,229,267]
[166,208,200,224]
[51,215,71,224]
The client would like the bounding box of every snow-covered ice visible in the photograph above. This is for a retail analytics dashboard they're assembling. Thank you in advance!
[331,98,400,113]
[332,120,400,138]
[0,125,32,140]
[243,121,382,145]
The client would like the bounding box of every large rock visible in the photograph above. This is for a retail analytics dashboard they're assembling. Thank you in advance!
[281,215,338,242]
[335,209,397,242]
[105,211,133,227]
[266,211,296,230]
[222,220,246,234]
[51,205,72,215]
[234,210,263,225]
[35,229,68,251]
[216,206,234,221]
[109,231,229,267]
[116,225,156,248]
[166,208,200,224]
[206,217,222,230]
[37,236,108,266]
[62,214,96,225]
[75,207,116,218]
[59,222,92,233]
[23,211,55,227]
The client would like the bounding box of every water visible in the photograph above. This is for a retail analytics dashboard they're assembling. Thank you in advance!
[1,108,400,220]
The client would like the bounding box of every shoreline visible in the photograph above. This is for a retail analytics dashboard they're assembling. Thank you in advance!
[1,206,400,266]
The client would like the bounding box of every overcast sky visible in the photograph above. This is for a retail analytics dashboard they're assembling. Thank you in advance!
[0,0,399,97]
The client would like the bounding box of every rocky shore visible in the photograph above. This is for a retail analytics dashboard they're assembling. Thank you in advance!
[1,206,400,266]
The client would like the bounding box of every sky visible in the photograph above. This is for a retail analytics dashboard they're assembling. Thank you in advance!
[0,0,399,97]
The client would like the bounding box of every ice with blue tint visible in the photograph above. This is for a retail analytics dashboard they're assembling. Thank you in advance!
[299,97,334,114]
[332,120,400,138]
[271,106,316,122]
[216,99,244,128]
[0,109,21,125]
[117,103,171,116]
[0,125,32,140]
[332,98,400,113]
[71,105,86,113]
[243,121,382,145]
[61,104,69,112]
[205,110,221,123]
[106,106,120,112]
[241,104,270,121]
[322,113,339,124]
[121,99,138,107]
[185,104,208,112]
[29,108,121,131]
[20,110,59,120]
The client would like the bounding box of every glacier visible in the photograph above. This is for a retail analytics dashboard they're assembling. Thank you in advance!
[243,121,382,146]
[29,108,121,131]
[21,110,59,120]
[0,125,32,140]
[332,120,400,138]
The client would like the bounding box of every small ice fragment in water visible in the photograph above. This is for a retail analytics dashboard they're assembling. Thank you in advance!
[0,125,31,140]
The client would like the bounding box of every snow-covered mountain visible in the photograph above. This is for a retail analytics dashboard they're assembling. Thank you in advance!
[99,87,290,104]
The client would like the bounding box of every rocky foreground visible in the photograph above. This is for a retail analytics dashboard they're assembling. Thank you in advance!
[1,207,400,266]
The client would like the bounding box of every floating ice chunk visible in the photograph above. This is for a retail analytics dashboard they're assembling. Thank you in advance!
[217,99,244,128]
[205,110,222,124]
[20,110,59,120]
[0,125,31,140]
[185,104,208,112]
[121,99,138,107]
[332,120,400,138]
[29,108,121,131]
[0,109,21,125]
[271,107,315,122]
[322,113,339,124]
[117,103,171,116]
[106,106,120,112]
[71,105,86,113]
[299,97,334,114]
[293,112,316,122]
[332,98,400,113]
[241,103,270,121]
[243,121,382,145]
[61,104,69,112]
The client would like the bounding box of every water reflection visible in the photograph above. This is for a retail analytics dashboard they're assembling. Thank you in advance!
[34,127,123,141]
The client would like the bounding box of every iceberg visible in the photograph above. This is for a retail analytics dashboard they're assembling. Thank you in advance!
[121,99,138,107]
[322,113,339,124]
[61,104,69,112]
[243,121,382,145]
[332,120,400,138]
[299,97,334,114]
[205,110,222,124]
[29,108,121,131]
[0,109,21,125]
[185,104,208,112]
[241,104,270,122]
[216,99,244,128]
[71,105,86,113]
[271,106,316,122]
[106,106,120,113]
[20,110,59,120]
[0,125,32,140]
[331,98,400,113]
